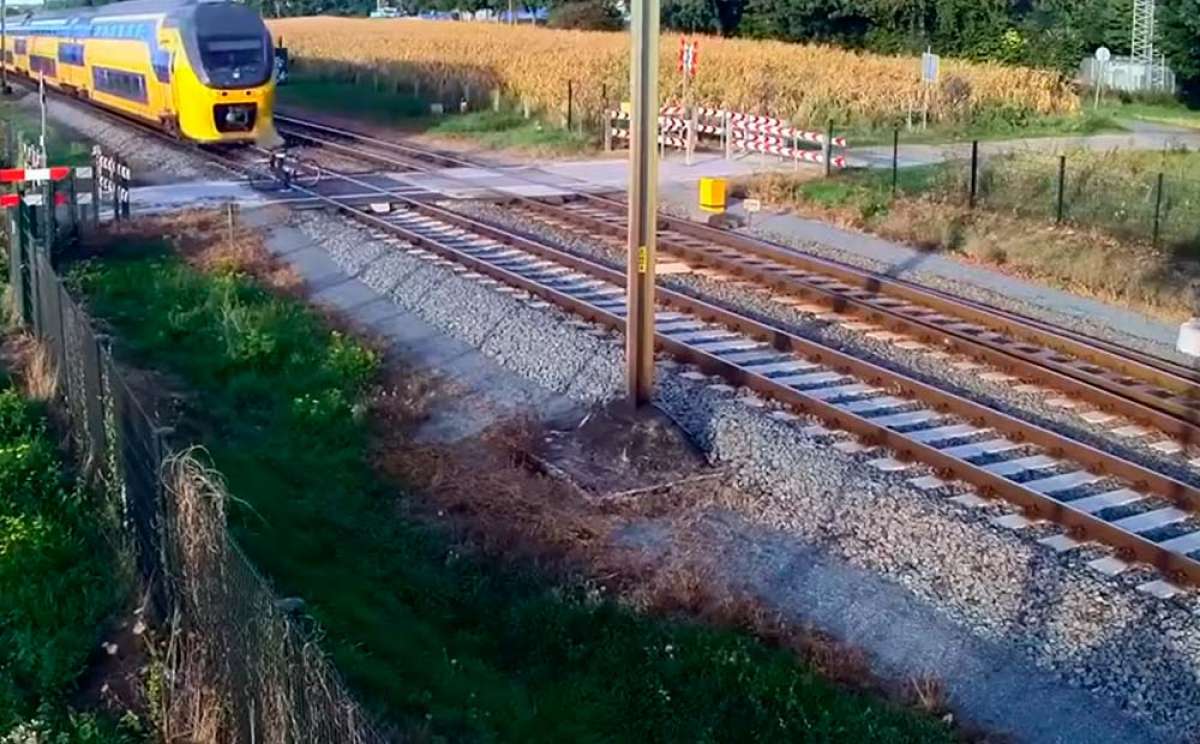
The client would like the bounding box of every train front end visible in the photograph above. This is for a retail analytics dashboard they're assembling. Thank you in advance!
[174,2,277,144]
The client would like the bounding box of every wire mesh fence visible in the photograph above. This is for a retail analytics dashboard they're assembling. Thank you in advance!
[930,143,1200,254]
[5,200,390,743]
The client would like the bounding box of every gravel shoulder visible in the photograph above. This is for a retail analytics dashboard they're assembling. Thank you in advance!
[285,204,1198,743]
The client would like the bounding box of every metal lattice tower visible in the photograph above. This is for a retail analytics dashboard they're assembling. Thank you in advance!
[1131,0,1159,89]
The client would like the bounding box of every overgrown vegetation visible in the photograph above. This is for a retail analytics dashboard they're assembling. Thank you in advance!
[746,147,1200,319]
[65,221,956,741]
[0,361,139,742]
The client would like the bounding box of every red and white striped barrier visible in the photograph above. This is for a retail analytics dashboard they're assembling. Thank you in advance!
[606,105,849,170]
[609,128,688,149]
[0,166,76,183]
[735,139,846,168]
[0,192,73,207]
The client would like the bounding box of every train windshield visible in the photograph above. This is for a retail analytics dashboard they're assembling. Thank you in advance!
[186,3,273,88]
[200,37,267,78]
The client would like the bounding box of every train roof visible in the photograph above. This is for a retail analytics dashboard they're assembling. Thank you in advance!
[14,0,245,24]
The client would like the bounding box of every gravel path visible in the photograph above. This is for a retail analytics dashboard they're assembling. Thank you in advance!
[448,200,1200,489]
[292,205,1199,742]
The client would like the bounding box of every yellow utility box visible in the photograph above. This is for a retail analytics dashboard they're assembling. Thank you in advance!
[699,177,728,213]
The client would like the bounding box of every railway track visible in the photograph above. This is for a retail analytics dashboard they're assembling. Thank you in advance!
[197,121,1200,590]
[277,114,1200,451]
[38,97,1200,591]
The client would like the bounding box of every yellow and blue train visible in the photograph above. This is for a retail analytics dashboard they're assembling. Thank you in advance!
[2,0,276,144]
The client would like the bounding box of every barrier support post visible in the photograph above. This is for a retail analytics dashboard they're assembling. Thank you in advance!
[823,120,834,177]
[686,106,697,166]
[723,111,731,160]
[68,171,78,232]
[604,111,612,152]
[119,157,130,220]
[110,153,120,223]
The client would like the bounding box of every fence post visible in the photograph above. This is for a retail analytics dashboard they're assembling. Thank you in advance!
[1055,155,1066,224]
[603,110,612,152]
[68,171,79,233]
[891,128,899,198]
[823,120,834,177]
[969,140,979,209]
[82,327,107,479]
[566,79,573,131]
[90,149,100,228]
[1152,171,1164,249]
[43,180,55,255]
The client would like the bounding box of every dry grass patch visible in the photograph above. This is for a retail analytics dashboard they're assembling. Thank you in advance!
[746,171,1197,322]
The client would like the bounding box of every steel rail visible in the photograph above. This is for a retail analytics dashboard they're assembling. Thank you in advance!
[47,98,1194,585]
[275,113,1200,446]
[197,146,1200,586]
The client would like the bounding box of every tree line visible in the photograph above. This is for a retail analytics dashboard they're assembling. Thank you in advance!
[255,0,1199,97]
[43,0,1192,98]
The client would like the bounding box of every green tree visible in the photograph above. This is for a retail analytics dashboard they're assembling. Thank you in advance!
[739,0,871,44]
[1160,0,1200,101]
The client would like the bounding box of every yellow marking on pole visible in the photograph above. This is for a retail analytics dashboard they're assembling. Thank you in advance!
[638,245,649,273]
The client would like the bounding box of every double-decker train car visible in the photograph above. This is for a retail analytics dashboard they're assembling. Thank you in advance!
[2,0,276,144]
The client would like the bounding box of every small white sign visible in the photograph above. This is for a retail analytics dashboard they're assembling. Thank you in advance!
[921,51,940,84]
[744,198,762,213]
[1095,46,1112,64]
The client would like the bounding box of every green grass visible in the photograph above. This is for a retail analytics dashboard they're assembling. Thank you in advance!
[425,109,592,153]
[275,75,429,123]
[843,108,1123,147]
[276,72,593,155]
[0,378,139,742]
[752,164,949,221]
[1096,98,1200,130]
[66,241,956,742]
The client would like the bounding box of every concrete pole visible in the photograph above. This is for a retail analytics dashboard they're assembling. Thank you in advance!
[626,0,660,407]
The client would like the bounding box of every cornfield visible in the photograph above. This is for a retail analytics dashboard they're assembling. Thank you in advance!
[268,17,1079,128]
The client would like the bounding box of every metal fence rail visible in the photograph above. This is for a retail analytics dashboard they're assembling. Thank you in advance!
[5,197,390,743]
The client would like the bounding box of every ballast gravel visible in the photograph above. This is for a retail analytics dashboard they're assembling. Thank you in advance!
[295,205,1200,742]
[448,200,1200,488]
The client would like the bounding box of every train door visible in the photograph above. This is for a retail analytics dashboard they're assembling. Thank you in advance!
[155,25,180,135]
